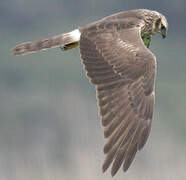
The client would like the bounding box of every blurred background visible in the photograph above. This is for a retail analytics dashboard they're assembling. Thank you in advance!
[0,0,186,179]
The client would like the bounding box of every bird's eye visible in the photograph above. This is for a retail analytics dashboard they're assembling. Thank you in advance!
[161,25,166,30]
[161,24,167,38]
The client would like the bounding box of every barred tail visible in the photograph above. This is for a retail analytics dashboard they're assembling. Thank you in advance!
[12,29,81,56]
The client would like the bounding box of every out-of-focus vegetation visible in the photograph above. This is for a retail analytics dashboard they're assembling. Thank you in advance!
[0,0,185,179]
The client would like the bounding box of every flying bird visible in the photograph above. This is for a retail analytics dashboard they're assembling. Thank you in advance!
[12,9,168,176]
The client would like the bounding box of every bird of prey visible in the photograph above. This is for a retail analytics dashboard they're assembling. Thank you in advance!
[12,9,168,176]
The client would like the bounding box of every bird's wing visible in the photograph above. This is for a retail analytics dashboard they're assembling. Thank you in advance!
[79,23,156,176]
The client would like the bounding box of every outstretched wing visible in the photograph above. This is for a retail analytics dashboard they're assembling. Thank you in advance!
[79,22,156,176]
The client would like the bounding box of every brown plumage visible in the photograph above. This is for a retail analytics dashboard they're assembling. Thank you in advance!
[12,9,168,176]
[79,27,156,175]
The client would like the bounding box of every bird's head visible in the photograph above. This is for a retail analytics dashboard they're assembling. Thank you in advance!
[151,12,168,38]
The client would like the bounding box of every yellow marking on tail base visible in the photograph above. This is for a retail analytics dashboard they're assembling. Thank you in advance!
[62,41,79,51]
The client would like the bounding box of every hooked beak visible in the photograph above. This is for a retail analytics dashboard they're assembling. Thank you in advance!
[161,28,167,39]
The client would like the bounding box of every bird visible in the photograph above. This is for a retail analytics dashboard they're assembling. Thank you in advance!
[12,9,168,176]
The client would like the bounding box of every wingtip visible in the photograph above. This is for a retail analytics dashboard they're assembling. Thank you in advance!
[111,169,117,177]
[102,163,116,177]
[123,164,130,172]
[102,159,109,174]
[102,165,107,173]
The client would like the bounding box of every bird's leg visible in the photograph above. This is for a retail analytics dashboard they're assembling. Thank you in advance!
[60,42,79,51]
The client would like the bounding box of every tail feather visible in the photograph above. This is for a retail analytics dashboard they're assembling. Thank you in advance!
[12,29,81,56]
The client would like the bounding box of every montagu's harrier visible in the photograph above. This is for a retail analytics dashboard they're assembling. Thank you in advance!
[12,9,168,176]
